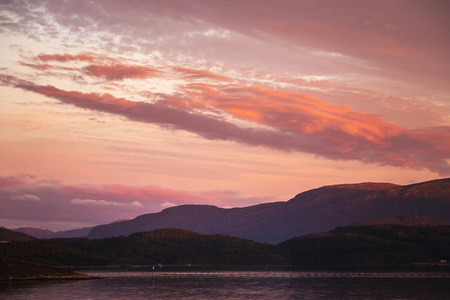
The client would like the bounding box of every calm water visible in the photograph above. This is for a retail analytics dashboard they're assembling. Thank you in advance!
[1,266,449,299]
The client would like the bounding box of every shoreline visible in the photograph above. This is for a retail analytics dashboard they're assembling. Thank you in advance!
[1,275,103,281]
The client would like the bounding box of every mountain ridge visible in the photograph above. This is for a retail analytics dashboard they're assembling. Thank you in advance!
[87,178,450,243]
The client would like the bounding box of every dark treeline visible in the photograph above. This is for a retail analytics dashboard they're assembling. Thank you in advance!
[0,242,113,266]
[1,225,449,267]
[278,225,450,265]
[1,228,287,266]
[0,257,92,280]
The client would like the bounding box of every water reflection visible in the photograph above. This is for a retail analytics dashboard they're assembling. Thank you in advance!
[1,267,449,299]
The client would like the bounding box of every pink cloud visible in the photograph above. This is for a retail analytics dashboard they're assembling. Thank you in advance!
[83,64,159,81]
[1,73,447,175]
[26,53,158,81]
[19,62,75,72]
[4,1,450,93]
[173,66,234,82]
[36,53,110,63]
[0,174,35,188]
[266,20,419,58]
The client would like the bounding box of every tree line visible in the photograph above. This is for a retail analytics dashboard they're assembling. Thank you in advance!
[1,225,449,267]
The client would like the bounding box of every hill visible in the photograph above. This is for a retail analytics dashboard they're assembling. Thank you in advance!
[26,228,287,265]
[0,227,36,241]
[87,178,450,243]
[278,224,450,265]
[4,225,448,267]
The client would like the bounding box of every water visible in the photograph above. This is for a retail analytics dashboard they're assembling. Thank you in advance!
[1,266,449,299]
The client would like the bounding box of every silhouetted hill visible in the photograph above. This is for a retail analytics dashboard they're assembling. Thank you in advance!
[87,178,450,243]
[25,228,287,265]
[278,225,450,265]
[0,227,36,241]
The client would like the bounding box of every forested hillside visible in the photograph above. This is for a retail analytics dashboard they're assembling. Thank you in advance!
[1,225,449,267]
[278,225,450,265]
[0,242,113,266]
[25,228,287,265]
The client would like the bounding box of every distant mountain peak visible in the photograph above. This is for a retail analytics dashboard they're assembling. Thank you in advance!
[13,227,55,239]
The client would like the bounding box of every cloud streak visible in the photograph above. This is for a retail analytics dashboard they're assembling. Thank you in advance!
[70,198,139,207]
[83,64,159,81]
[10,194,41,201]
[173,66,234,82]
[2,73,448,175]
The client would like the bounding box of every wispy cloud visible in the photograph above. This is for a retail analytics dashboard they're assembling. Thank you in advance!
[70,198,142,207]
[173,66,234,82]
[83,64,159,81]
[161,201,177,208]
[71,198,130,206]
[10,194,41,201]
[0,175,268,228]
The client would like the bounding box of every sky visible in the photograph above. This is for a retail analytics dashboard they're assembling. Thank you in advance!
[1,0,449,231]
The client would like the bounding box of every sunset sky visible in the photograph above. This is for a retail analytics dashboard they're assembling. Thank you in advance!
[1,0,449,231]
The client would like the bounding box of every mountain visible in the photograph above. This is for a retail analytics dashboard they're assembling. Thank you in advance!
[0,227,36,241]
[13,219,131,239]
[87,178,450,243]
[52,227,94,238]
[13,227,56,239]
[13,226,93,239]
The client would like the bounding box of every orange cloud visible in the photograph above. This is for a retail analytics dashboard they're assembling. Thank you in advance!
[3,68,449,175]
[184,84,403,144]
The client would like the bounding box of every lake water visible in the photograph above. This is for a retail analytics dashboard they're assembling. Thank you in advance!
[1,266,449,299]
